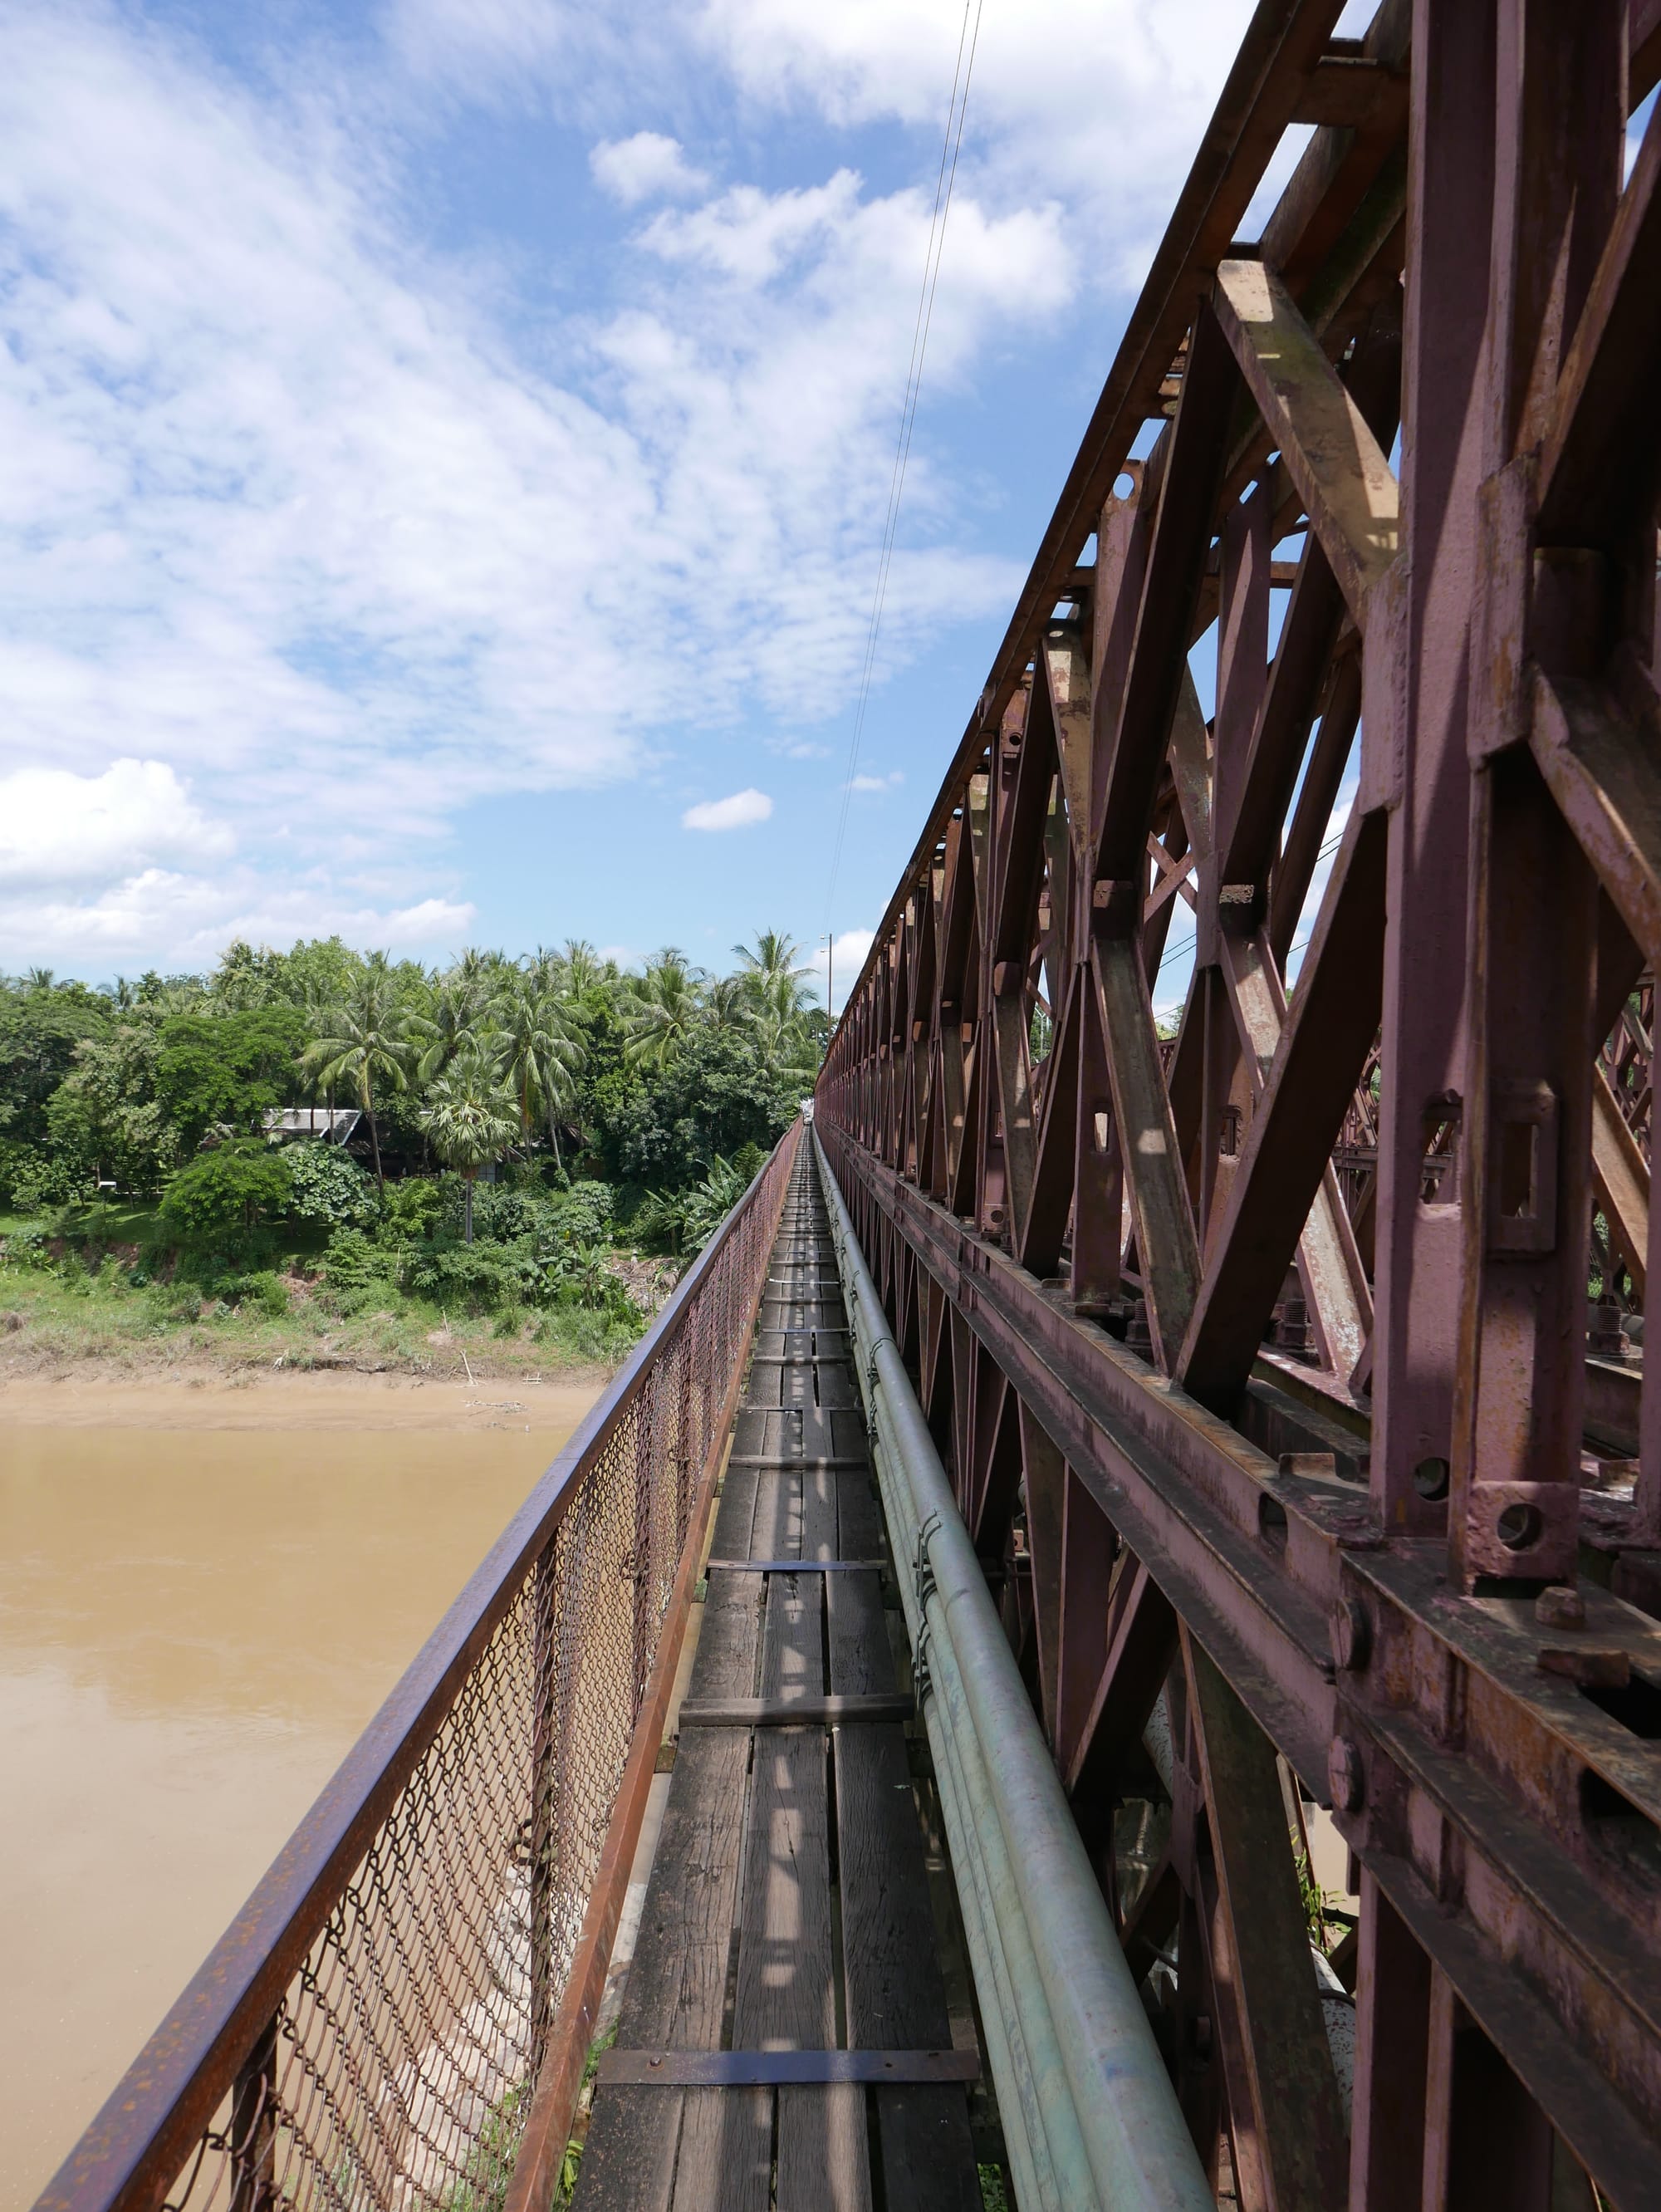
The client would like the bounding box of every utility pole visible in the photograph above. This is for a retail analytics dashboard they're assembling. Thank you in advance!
[821,932,834,1029]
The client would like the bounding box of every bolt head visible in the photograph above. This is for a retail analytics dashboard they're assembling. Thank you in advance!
[1328,1735,1365,1813]
[1330,1598,1371,1673]
[1536,1582,1586,1630]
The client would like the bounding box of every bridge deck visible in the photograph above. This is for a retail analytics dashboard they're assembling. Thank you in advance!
[571,1145,982,2211]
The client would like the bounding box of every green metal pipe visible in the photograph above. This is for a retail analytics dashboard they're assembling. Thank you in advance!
[865,1371,1085,2212]
[815,1136,1213,2212]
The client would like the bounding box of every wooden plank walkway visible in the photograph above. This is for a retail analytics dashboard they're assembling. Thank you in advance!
[572,1146,982,2212]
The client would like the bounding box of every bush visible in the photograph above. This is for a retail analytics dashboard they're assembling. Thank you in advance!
[537,1238,642,1322]
[546,1181,615,1243]
[634,1159,744,1258]
[160,1141,293,1248]
[285,1143,374,1229]
[233,1269,290,1317]
[6,1150,80,1214]
[324,1229,397,1295]
[380,1176,443,1240]
[438,1176,528,1245]
[402,1239,537,1315]
[0,1226,54,1273]
[533,1303,644,1361]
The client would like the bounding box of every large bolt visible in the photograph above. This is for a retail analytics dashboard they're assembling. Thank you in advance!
[1328,1735,1365,1813]
[1330,1598,1371,1673]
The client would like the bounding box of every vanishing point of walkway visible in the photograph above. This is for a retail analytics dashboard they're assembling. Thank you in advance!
[571,1144,983,2210]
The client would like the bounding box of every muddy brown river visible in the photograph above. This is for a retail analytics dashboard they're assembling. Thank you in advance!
[0,1390,596,2212]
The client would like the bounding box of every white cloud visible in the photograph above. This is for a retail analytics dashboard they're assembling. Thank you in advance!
[383,0,590,91]
[0,2,1049,966]
[683,786,772,831]
[0,866,473,970]
[0,758,232,888]
[848,768,902,792]
[591,131,709,205]
[385,0,1281,276]
[695,0,1276,281]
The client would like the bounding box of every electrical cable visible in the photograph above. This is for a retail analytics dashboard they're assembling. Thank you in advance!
[822,0,987,977]
[1150,822,1346,983]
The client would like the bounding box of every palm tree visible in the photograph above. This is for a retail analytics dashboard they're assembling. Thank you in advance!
[733,930,814,1014]
[622,951,704,1072]
[496,969,584,1165]
[551,939,614,1000]
[753,996,821,1085]
[417,1050,519,1242]
[212,939,280,1009]
[406,962,497,1086]
[701,974,753,1035]
[304,956,411,1187]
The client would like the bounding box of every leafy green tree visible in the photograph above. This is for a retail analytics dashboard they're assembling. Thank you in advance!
[598,1028,798,1189]
[47,1023,179,1191]
[417,1052,519,1242]
[136,972,209,1018]
[210,940,286,1008]
[304,958,411,1186]
[159,1140,293,1244]
[0,977,115,1145]
[154,1007,308,1150]
[283,1142,375,1228]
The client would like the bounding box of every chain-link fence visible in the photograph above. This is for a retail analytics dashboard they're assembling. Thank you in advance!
[40,1125,799,2212]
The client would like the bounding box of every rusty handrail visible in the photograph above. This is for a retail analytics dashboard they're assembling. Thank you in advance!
[35,1122,800,2212]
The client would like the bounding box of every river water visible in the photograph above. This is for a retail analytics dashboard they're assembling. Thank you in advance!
[0,1395,596,2212]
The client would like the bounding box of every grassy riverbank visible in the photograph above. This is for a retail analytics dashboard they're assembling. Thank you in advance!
[0,1263,628,1383]
[0,1196,672,1384]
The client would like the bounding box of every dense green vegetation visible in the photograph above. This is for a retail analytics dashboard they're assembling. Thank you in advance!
[0,934,819,1370]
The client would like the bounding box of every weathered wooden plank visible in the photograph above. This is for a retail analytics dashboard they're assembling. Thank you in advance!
[736,1481,871,2212]
[667,2090,769,2211]
[571,1479,762,2212]
[816,1360,860,1409]
[829,1513,980,2212]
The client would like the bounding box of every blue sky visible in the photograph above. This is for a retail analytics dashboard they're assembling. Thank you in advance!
[0,0,1313,1005]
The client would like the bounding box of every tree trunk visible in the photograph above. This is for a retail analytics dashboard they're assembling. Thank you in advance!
[365,1075,384,1189]
[464,1175,474,1243]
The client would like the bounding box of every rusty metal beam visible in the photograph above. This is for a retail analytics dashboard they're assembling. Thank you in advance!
[816,2,1661,2200]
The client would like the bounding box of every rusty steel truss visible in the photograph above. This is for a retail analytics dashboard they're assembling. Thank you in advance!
[816,2,1661,2205]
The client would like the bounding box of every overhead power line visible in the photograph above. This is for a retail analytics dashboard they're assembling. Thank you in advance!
[822,0,986,963]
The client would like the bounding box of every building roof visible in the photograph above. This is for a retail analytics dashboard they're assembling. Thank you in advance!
[262,1106,363,1144]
